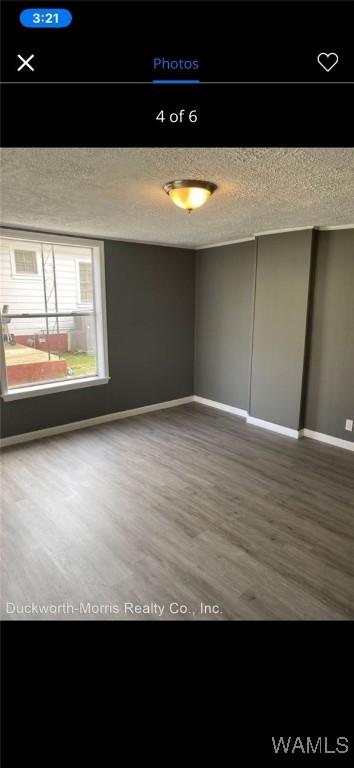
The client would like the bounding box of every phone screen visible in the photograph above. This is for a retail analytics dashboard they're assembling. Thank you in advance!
[1,1,353,760]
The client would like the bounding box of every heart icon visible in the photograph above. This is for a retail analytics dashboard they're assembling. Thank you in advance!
[317,52,339,72]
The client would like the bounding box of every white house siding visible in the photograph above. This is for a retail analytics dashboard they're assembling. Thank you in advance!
[0,239,93,337]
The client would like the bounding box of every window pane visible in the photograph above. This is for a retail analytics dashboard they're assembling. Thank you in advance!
[3,315,97,389]
[58,315,97,380]
[1,236,100,391]
[4,325,68,388]
[0,239,95,317]
[0,239,46,324]
[14,250,38,273]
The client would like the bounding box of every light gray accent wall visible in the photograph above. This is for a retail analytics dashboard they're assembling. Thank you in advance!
[304,229,354,442]
[249,230,313,429]
[0,238,195,438]
[194,241,256,410]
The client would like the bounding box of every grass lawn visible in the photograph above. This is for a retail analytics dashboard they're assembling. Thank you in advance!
[61,352,96,378]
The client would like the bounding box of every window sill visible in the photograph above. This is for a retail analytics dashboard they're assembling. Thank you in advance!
[1,376,110,401]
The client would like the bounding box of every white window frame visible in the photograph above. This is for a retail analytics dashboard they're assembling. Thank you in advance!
[0,228,110,401]
[10,244,42,279]
[76,258,93,306]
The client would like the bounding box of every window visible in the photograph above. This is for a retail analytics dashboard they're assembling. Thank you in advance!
[78,261,93,304]
[10,244,41,278]
[0,229,109,400]
[14,249,39,274]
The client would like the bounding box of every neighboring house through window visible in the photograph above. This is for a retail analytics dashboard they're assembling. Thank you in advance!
[0,229,109,400]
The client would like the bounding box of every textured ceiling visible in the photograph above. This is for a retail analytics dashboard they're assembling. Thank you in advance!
[1,148,354,248]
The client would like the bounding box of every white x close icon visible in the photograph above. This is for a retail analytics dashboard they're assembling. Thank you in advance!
[17,54,35,72]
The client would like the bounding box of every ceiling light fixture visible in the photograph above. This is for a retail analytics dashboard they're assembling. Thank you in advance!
[163,179,217,212]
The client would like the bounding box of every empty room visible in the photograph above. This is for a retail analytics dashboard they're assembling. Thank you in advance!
[0,147,353,620]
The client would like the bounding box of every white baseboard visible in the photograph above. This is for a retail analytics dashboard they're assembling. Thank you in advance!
[193,395,248,418]
[2,395,352,453]
[0,396,194,448]
[193,397,299,438]
[246,415,301,439]
[302,429,354,452]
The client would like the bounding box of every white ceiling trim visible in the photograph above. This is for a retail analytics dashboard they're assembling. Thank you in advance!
[317,224,354,231]
[0,224,195,250]
[195,224,354,250]
[195,237,255,250]
[2,223,353,255]
[254,226,315,236]
[0,226,104,249]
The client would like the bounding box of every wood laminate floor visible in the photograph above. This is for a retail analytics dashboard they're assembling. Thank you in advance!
[1,403,353,620]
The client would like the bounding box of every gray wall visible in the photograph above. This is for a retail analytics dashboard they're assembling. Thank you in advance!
[304,229,354,442]
[2,228,354,443]
[0,239,195,438]
[194,241,256,410]
[249,230,313,429]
